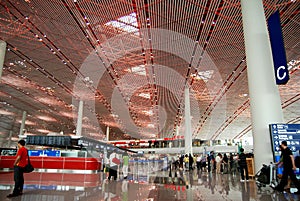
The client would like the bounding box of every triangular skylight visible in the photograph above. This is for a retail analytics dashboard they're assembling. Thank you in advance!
[131,65,146,76]
[191,70,214,82]
[105,13,139,34]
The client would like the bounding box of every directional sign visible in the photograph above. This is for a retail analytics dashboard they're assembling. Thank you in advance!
[269,124,300,153]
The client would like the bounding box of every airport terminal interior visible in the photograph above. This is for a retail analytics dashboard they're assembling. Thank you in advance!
[0,0,299,200]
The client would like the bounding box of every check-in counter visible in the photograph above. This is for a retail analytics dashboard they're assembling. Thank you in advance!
[0,155,101,173]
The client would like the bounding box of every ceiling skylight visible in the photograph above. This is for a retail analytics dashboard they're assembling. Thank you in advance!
[139,93,150,99]
[131,65,146,76]
[105,13,139,34]
[143,110,153,116]
[191,70,214,82]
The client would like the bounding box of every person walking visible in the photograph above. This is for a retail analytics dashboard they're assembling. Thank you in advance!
[189,153,194,170]
[196,154,202,170]
[215,153,222,174]
[108,150,120,180]
[122,152,129,179]
[223,153,229,174]
[7,139,28,198]
[184,154,189,171]
[238,148,249,182]
[274,141,300,193]
[229,153,234,173]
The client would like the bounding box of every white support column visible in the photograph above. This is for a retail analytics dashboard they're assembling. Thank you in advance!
[106,126,110,141]
[76,100,84,136]
[0,40,7,79]
[19,111,27,136]
[240,0,284,172]
[184,85,192,155]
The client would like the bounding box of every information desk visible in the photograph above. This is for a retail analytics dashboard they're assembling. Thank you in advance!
[0,156,101,173]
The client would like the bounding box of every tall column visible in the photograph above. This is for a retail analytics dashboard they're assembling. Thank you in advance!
[240,0,284,172]
[184,85,192,155]
[106,126,110,141]
[0,40,7,79]
[76,100,84,136]
[19,111,27,136]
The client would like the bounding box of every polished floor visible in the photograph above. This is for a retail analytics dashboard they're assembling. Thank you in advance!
[0,169,299,201]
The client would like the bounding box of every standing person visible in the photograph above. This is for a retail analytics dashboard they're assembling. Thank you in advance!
[122,152,129,179]
[207,154,211,172]
[7,140,28,198]
[215,153,222,174]
[223,153,229,174]
[184,154,189,171]
[210,151,216,172]
[238,148,249,182]
[200,155,207,171]
[274,141,300,193]
[196,154,202,170]
[179,154,184,170]
[208,151,215,172]
[108,150,120,180]
[229,153,234,173]
[189,153,194,170]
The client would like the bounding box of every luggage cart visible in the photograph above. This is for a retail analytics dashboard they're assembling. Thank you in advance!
[255,163,278,191]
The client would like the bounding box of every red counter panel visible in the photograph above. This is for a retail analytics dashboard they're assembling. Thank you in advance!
[35,157,64,169]
[63,157,86,170]
[0,156,100,172]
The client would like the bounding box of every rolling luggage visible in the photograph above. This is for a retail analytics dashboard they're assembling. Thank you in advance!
[255,163,278,191]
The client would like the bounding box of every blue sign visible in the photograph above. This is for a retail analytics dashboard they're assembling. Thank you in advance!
[28,150,61,157]
[28,150,43,156]
[267,10,289,85]
[44,150,61,157]
[269,124,300,153]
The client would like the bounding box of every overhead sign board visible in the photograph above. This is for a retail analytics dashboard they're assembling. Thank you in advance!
[27,136,71,146]
[267,10,289,85]
[269,124,300,153]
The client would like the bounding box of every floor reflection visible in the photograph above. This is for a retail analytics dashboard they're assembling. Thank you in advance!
[0,170,299,201]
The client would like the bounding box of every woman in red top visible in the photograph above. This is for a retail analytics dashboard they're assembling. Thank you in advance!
[7,139,28,198]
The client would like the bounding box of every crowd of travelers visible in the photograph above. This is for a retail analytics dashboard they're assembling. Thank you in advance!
[171,150,252,182]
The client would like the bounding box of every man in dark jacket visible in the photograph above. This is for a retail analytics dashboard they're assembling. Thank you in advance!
[274,141,300,194]
[189,153,194,170]
[238,148,249,182]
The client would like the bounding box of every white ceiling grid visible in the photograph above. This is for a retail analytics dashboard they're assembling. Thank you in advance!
[0,0,298,144]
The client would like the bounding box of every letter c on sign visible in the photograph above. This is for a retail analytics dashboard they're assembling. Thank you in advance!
[276,66,287,80]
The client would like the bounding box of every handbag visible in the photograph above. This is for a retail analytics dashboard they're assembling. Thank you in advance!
[24,150,34,173]
[112,157,120,165]
[110,152,120,165]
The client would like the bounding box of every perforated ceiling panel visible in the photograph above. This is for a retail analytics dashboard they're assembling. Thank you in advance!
[0,0,299,143]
